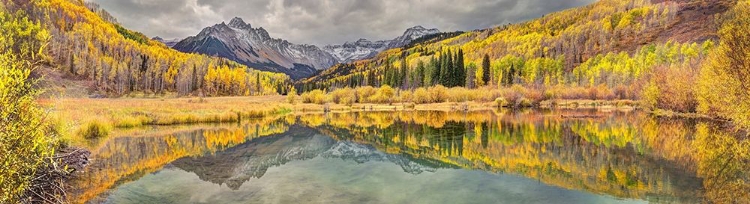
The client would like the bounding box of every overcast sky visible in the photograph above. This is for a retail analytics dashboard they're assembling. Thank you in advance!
[89,0,595,46]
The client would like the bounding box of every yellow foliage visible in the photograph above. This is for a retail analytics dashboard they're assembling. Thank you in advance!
[696,0,750,128]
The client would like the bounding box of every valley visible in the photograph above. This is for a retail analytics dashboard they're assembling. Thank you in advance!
[1,0,748,203]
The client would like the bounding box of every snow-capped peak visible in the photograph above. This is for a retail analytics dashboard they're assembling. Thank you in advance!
[323,26,440,63]
[228,17,251,29]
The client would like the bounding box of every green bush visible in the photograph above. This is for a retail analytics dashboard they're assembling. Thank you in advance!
[516,97,533,107]
[77,121,111,139]
[494,97,508,107]
[0,9,56,202]
[287,87,298,104]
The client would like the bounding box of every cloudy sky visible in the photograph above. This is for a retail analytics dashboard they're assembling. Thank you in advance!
[89,0,595,46]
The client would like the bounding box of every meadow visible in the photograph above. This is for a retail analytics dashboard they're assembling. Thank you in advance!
[41,92,640,145]
[40,96,290,142]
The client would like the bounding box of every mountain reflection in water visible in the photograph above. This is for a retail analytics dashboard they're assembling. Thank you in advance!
[69,110,749,204]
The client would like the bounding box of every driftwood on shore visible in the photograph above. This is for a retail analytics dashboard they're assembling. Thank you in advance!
[23,147,90,204]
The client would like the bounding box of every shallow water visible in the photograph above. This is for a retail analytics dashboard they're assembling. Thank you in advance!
[69,110,748,203]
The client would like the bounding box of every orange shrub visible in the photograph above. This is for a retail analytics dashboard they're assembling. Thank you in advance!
[428,85,448,103]
[447,87,473,102]
[650,65,698,112]
[355,86,377,103]
[413,88,431,104]
[301,90,327,104]
[330,88,355,104]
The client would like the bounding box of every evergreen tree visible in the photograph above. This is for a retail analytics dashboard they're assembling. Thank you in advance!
[368,71,377,86]
[400,58,408,89]
[466,63,477,88]
[456,49,465,87]
[391,62,400,87]
[507,64,515,86]
[256,72,261,95]
[444,50,454,86]
[482,54,491,86]
[431,56,440,86]
[191,64,199,91]
[416,60,425,88]
[388,62,393,86]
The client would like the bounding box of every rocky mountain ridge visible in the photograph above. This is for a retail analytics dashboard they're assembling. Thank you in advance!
[173,17,440,79]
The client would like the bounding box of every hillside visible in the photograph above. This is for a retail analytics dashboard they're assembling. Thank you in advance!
[8,0,291,97]
[300,0,731,91]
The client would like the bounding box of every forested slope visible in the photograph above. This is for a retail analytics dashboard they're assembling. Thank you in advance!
[8,0,290,97]
[301,0,730,90]
[298,0,750,129]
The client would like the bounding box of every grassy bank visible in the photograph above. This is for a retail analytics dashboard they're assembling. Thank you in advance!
[43,95,642,142]
[40,96,293,141]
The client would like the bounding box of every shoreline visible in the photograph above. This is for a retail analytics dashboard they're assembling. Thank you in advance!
[40,96,642,143]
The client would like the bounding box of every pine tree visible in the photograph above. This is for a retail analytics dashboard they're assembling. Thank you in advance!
[431,56,440,86]
[443,50,453,86]
[456,49,465,87]
[466,63,477,88]
[482,54,491,86]
[256,72,261,95]
[400,58,408,89]
[388,62,392,86]
[391,61,400,87]
[507,64,515,86]
[416,60,425,88]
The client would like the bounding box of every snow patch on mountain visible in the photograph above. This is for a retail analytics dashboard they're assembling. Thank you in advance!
[323,26,440,63]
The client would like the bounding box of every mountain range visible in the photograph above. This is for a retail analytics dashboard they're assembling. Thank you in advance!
[171,125,442,190]
[323,25,440,63]
[172,17,440,79]
[152,36,180,47]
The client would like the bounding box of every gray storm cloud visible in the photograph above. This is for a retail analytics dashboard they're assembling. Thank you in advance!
[89,0,595,46]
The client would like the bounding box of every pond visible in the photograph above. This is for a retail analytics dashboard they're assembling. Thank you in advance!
[68,110,748,203]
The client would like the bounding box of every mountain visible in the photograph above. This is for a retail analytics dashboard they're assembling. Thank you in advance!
[10,0,290,97]
[173,17,338,80]
[388,25,441,48]
[171,125,442,190]
[152,36,180,47]
[323,26,440,63]
[174,19,439,79]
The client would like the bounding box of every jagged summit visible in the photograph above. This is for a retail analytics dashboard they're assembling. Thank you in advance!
[228,17,250,29]
[151,36,180,47]
[390,25,440,48]
[173,18,338,79]
[174,19,441,78]
[323,25,440,63]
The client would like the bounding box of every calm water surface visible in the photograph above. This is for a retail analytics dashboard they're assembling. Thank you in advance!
[69,110,748,203]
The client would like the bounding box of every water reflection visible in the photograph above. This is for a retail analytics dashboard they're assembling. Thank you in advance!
[69,110,749,203]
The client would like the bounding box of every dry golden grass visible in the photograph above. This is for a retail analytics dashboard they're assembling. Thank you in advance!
[39,96,292,140]
[41,94,640,145]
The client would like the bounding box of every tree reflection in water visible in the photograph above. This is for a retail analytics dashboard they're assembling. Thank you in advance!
[69,110,748,203]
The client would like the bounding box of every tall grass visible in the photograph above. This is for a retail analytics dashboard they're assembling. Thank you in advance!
[77,121,111,139]
[44,96,294,143]
[301,84,639,107]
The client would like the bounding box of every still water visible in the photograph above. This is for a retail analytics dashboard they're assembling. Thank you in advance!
[69,110,749,203]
